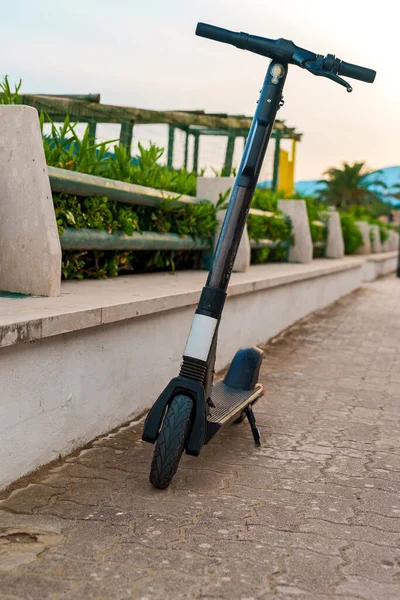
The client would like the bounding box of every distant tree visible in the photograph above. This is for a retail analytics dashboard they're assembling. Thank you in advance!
[318,162,386,210]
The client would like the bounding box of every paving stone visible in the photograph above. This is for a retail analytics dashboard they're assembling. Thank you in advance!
[336,576,400,600]
[341,541,400,584]
[276,549,343,594]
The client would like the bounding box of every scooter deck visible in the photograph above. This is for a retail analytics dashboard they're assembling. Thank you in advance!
[207,381,263,425]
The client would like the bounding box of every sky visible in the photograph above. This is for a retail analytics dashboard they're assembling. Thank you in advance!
[2,0,399,181]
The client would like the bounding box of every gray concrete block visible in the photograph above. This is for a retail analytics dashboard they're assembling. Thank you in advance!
[0,106,61,296]
[370,224,382,253]
[390,230,399,251]
[355,221,372,255]
[325,211,344,258]
[277,199,313,263]
[197,176,250,272]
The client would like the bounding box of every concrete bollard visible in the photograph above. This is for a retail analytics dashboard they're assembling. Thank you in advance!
[389,229,397,252]
[197,177,250,272]
[355,221,372,255]
[370,224,382,253]
[325,211,344,258]
[391,230,400,251]
[382,235,391,252]
[277,199,313,263]
[0,106,61,296]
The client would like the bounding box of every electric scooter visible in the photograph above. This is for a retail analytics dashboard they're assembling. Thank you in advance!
[142,22,376,489]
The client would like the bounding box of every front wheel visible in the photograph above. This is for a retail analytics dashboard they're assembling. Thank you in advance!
[149,395,193,489]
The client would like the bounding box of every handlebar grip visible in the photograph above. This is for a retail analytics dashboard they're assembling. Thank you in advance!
[196,23,241,47]
[338,60,376,83]
[196,22,278,58]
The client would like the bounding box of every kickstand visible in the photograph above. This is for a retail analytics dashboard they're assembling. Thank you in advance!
[245,405,261,446]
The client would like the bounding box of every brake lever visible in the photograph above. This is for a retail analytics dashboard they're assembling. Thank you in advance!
[293,51,353,92]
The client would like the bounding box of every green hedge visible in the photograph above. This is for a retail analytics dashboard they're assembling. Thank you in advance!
[45,119,295,277]
[55,192,217,278]
[344,206,393,246]
[340,214,363,254]
[247,188,292,263]
[247,213,292,263]
[301,197,326,258]
[38,118,218,278]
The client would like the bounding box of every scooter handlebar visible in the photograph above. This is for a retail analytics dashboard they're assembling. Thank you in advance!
[196,22,376,87]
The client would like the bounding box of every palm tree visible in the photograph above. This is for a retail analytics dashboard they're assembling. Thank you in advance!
[317,162,387,210]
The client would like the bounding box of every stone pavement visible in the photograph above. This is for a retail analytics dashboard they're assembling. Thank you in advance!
[1,275,400,600]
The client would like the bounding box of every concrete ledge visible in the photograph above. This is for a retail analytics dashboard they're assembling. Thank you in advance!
[0,257,365,350]
[0,255,394,490]
[365,250,398,263]
[361,251,397,282]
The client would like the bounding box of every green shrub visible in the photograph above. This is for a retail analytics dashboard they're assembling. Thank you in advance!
[345,205,393,245]
[55,193,217,278]
[250,244,290,264]
[340,214,363,254]
[42,118,198,197]
[60,248,203,280]
[42,118,215,278]
[251,187,285,212]
[248,188,292,263]
[247,210,292,264]
[378,222,389,244]
[0,76,21,104]
[109,143,198,196]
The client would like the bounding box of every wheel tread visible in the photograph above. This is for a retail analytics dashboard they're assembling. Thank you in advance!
[149,395,193,489]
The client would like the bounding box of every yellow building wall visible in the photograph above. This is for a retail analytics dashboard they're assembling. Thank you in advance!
[278,140,296,196]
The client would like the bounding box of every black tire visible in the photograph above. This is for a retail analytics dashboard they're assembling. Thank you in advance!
[149,395,193,490]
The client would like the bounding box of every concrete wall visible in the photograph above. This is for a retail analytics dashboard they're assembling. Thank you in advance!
[361,253,398,282]
[360,261,377,283]
[0,259,366,491]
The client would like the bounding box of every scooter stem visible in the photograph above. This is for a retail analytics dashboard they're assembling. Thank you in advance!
[206,59,287,294]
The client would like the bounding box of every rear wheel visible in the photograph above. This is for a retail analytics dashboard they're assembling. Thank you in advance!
[149,395,193,490]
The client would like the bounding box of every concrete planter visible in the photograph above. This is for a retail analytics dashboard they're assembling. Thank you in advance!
[0,106,61,296]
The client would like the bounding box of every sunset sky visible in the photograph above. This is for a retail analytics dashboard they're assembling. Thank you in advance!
[3,0,398,180]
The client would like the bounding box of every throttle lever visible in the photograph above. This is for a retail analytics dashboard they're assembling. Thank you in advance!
[303,55,353,92]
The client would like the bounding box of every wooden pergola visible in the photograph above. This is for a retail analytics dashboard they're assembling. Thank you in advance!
[16,93,302,189]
